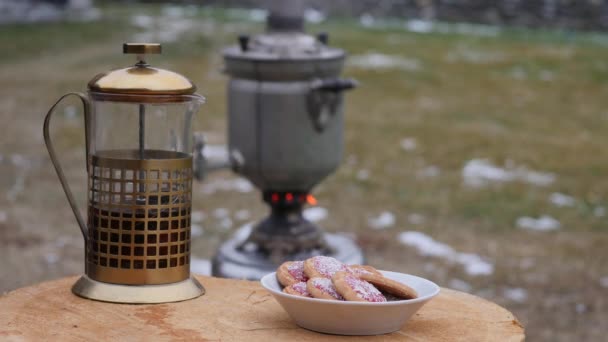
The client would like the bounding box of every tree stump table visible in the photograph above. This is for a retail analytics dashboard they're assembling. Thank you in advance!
[0,275,524,341]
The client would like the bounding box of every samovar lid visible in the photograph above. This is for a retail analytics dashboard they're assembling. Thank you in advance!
[223,1,343,62]
[223,31,344,62]
[88,43,197,102]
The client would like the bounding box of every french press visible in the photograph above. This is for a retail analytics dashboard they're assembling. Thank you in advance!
[43,43,205,303]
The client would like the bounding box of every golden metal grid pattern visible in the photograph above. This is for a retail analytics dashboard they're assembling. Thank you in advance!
[86,150,193,285]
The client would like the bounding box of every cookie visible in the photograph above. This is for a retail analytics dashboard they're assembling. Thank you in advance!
[306,277,344,301]
[304,256,351,279]
[349,264,382,277]
[358,273,418,300]
[277,260,308,287]
[332,271,387,302]
[283,281,312,297]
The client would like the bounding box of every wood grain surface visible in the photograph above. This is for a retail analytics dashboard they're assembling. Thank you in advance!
[0,276,524,341]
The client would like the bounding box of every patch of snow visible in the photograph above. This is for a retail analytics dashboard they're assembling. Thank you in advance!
[191,224,204,237]
[201,178,254,194]
[10,154,31,168]
[349,53,420,71]
[44,252,59,265]
[25,3,63,22]
[521,170,556,187]
[404,20,500,37]
[400,137,417,151]
[356,169,370,181]
[504,287,528,303]
[438,22,501,37]
[418,166,440,178]
[445,47,506,64]
[67,1,101,22]
[516,215,560,232]
[219,218,233,230]
[0,211,6,223]
[462,159,555,187]
[304,8,325,23]
[549,192,575,207]
[448,279,472,292]
[398,231,494,276]
[191,210,206,223]
[368,211,396,230]
[594,206,606,217]
[131,9,215,43]
[405,19,434,33]
[463,159,512,186]
[190,257,211,275]
[456,253,494,276]
[6,174,25,202]
[234,209,251,221]
[162,5,185,18]
[400,231,453,258]
[359,14,375,27]
[599,276,608,288]
[407,213,425,225]
[248,8,267,22]
[303,207,328,223]
[131,14,154,29]
[213,208,230,219]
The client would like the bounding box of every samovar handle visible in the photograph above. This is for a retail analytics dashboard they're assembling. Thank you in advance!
[307,78,358,132]
[43,92,90,242]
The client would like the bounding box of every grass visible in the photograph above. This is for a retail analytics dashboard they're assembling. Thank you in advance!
[0,4,607,341]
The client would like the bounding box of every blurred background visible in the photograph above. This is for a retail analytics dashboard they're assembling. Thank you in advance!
[1,0,607,340]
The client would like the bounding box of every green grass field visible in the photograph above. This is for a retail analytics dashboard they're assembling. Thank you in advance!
[0,4,607,341]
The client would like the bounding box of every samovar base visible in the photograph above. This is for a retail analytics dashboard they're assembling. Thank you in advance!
[211,224,364,279]
[71,275,205,304]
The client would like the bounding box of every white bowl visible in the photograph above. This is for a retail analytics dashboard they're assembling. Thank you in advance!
[260,270,440,335]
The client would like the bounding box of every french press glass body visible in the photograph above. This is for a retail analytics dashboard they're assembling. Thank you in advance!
[43,43,205,303]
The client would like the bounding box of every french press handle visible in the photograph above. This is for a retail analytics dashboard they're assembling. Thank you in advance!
[43,93,90,242]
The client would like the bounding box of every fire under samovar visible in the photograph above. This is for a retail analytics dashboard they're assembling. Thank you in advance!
[210,1,364,279]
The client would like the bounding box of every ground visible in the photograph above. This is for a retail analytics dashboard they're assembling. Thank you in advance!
[0,4,607,341]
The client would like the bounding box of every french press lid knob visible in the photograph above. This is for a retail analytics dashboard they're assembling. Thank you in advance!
[123,43,162,54]
[123,43,162,65]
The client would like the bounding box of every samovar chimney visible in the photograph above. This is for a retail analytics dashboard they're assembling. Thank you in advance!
[267,0,305,32]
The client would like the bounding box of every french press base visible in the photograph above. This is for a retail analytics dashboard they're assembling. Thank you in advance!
[72,275,204,304]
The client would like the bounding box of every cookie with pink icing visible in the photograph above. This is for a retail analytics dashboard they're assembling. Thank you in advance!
[349,264,382,277]
[306,277,344,301]
[277,261,308,287]
[332,271,387,302]
[303,256,351,279]
[357,272,418,300]
[283,281,312,297]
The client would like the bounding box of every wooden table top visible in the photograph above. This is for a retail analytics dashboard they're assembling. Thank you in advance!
[0,275,524,341]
